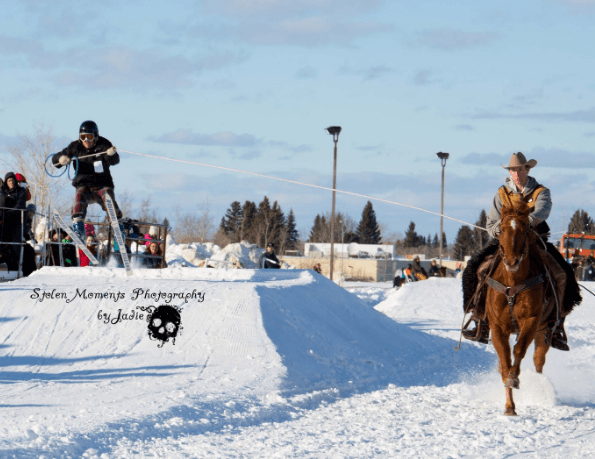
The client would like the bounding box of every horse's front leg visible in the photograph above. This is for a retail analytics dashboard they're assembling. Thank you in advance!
[508,317,540,389]
[505,387,516,416]
[490,324,512,384]
[533,326,550,373]
[490,325,516,415]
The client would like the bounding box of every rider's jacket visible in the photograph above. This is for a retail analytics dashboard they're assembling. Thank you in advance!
[486,176,552,239]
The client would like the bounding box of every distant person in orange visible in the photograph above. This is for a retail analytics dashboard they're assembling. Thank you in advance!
[313,263,322,274]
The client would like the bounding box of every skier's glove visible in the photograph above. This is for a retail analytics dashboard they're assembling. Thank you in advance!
[59,155,71,166]
[106,146,117,156]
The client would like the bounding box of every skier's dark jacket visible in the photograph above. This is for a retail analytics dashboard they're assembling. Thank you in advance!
[52,136,119,189]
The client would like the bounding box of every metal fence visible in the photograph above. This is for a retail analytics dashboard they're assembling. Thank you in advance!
[0,208,169,279]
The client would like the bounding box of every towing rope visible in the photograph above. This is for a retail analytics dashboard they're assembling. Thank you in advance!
[117,148,487,232]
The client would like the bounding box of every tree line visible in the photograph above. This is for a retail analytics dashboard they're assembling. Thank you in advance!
[215,197,299,253]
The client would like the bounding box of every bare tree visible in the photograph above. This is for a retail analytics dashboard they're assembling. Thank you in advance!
[137,196,160,223]
[5,123,68,215]
[173,200,215,244]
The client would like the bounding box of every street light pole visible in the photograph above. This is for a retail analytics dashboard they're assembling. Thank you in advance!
[326,126,341,281]
[436,152,449,268]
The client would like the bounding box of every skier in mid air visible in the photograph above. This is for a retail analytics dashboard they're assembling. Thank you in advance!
[52,120,123,239]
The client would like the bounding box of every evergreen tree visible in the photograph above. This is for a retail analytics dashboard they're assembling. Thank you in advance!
[241,200,258,243]
[285,209,299,250]
[255,196,273,247]
[219,201,243,243]
[162,217,172,234]
[356,201,381,244]
[309,214,326,242]
[473,209,489,253]
[404,222,419,248]
[568,209,595,235]
[452,226,475,260]
[269,201,286,250]
[432,233,439,248]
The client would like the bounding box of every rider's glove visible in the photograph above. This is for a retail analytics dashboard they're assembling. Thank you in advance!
[59,155,71,166]
[106,146,117,156]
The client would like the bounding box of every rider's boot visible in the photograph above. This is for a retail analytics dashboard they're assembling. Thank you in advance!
[549,321,570,351]
[463,319,490,344]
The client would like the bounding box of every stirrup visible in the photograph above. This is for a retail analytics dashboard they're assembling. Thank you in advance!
[463,320,490,344]
[549,325,570,352]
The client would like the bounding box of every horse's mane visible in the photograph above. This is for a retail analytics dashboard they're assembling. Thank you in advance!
[501,201,530,221]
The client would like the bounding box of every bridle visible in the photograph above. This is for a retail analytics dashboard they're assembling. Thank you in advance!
[498,226,529,274]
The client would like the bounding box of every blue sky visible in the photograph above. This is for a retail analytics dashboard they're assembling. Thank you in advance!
[1,0,595,243]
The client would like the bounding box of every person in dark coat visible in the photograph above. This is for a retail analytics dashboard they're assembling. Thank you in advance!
[0,172,28,271]
[428,259,440,277]
[261,243,281,269]
[52,120,123,239]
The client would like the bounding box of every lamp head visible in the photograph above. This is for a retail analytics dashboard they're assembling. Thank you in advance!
[436,152,450,160]
[325,126,342,136]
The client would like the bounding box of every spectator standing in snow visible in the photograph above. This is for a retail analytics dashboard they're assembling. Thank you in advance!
[144,225,159,246]
[52,120,123,240]
[313,263,322,274]
[0,172,28,271]
[79,235,99,267]
[61,233,78,267]
[45,228,63,266]
[15,173,32,202]
[261,242,281,269]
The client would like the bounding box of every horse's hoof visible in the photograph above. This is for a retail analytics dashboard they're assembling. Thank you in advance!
[504,408,517,416]
[505,377,520,389]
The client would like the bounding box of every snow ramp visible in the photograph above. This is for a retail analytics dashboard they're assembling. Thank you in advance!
[0,267,486,453]
[1,267,482,393]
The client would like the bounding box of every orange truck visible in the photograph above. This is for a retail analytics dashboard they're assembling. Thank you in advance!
[559,234,595,261]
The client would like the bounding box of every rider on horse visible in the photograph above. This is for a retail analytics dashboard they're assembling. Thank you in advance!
[462,152,581,350]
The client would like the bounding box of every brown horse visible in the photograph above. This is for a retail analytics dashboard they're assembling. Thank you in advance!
[486,202,555,416]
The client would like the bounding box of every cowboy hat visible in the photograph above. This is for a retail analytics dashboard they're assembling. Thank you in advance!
[501,152,537,170]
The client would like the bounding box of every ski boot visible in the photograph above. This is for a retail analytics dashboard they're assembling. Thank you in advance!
[72,217,85,240]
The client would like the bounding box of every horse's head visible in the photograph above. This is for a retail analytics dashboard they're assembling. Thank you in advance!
[499,202,532,273]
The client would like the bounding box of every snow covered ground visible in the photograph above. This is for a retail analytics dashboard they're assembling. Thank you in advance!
[1,269,595,458]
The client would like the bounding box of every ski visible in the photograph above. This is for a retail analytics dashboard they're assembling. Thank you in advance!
[104,194,133,276]
[53,209,100,266]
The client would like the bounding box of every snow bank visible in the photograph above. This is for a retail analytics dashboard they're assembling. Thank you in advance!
[2,270,595,457]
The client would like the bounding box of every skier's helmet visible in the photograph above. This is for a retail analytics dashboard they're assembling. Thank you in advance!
[79,120,99,146]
